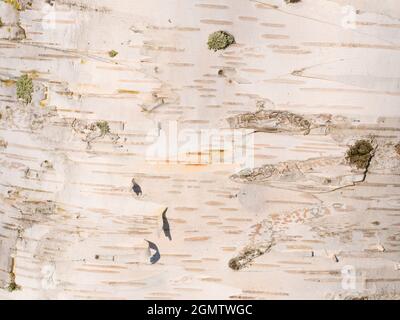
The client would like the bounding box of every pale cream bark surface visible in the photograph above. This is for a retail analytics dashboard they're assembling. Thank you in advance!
[0,0,399,299]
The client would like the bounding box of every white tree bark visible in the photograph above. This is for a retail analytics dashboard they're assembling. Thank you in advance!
[0,0,399,299]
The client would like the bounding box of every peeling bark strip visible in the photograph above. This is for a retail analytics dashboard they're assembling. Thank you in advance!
[231,156,367,192]
[71,119,119,148]
[229,242,273,271]
[18,200,57,216]
[227,109,312,135]
[229,219,274,271]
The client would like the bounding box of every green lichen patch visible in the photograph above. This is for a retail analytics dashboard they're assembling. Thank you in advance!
[95,121,110,136]
[7,270,20,292]
[16,74,33,104]
[108,50,118,58]
[207,31,235,52]
[345,139,374,170]
[3,0,31,10]
[7,280,20,292]
[3,0,22,10]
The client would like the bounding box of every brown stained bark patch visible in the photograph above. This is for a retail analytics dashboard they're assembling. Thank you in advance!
[395,143,400,156]
[0,137,7,148]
